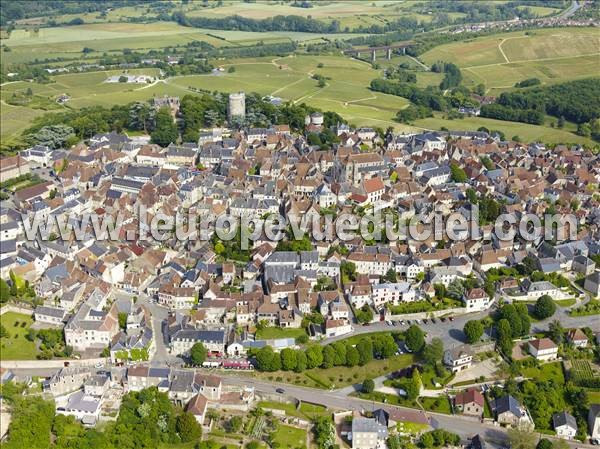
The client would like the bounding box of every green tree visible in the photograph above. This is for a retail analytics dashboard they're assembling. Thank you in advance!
[507,427,537,449]
[228,415,243,432]
[151,106,178,147]
[5,396,55,449]
[305,345,323,369]
[177,411,202,442]
[536,439,554,449]
[534,295,556,319]
[118,312,127,330]
[0,278,10,303]
[405,324,425,353]
[463,320,484,344]
[362,378,375,393]
[256,346,277,371]
[0,324,9,338]
[422,338,444,366]
[548,319,565,344]
[294,350,307,372]
[450,162,468,183]
[190,342,208,366]
[321,345,336,369]
[346,345,360,367]
[497,318,514,356]
[280,347,297,371]
[356,339,373,366]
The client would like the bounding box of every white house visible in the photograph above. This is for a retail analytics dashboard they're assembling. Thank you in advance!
[443,346,473,373]
[325,319,352,338]
[528,338,558,361]
[372,282,415,309]
[553,411,577,440]
[463,288,491,312]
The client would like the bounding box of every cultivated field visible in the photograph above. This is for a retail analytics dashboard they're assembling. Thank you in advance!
[421,27,600,92]
[0,21,364,64]
[183,0,457,31]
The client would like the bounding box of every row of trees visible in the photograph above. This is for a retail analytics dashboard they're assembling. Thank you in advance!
[480,103,545,125]
[254,333,399,372]
[19,90,347,151]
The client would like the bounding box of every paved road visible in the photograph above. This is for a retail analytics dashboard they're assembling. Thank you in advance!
[220,374,594,448]
[113,290,179,366]
[559,0,582,18]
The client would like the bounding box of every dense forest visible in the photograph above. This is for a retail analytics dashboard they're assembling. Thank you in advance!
[480,78,600,131]
[370,79,449,112]
[495,78,600,123]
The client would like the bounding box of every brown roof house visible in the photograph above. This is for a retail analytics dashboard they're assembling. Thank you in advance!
[528,338,558,361]
[454,388,485,417]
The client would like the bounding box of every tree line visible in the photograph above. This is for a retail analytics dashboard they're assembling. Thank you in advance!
[15,91,347,152]
[254,333,399,372]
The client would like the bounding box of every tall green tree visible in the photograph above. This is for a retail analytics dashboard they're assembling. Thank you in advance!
[190,342,208,366]
[405,324,425,353]
[463,320,484,344]
[151,106,178,147]
[534,295,556,319]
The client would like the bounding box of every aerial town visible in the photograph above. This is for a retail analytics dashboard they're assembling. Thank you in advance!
[1,88,599,449]
[0,1,600,449]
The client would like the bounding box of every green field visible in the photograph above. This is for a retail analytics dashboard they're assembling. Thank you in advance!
[1,54,414,140]
[522,362,565,383]
[414,113,596,146]
[0,22,229,64]
[255,327,307,340]
[0,312,38,360]
[248,353,415,390]
[421,28,600,92]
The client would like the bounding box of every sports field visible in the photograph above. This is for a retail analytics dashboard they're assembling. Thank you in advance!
[421,27,600,93]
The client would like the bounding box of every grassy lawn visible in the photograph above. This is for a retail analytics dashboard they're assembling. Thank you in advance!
[250,354,415,390]
[522,362,564,383]
[569,300,600,316]
[271,424,307,449]
[586,389,600,403]
[255,327,306,340]
[554,298,577,307]
[421,366,454,389]
[420,396,452,415]
[396,421,430,435]
[258,400,303,418]
[0,312,38,360]
[258,400,329,419]
[353,391,420,409]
